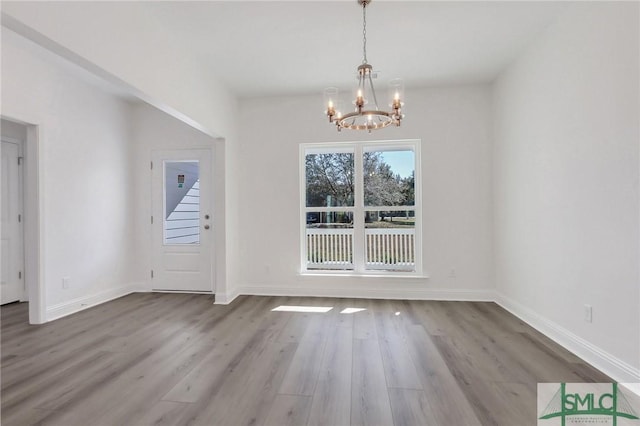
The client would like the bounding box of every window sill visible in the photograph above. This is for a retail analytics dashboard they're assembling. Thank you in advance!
[299,271,429,279]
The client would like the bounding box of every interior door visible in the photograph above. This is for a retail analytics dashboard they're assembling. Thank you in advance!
[1,140,25,304]
[151,149,213,292]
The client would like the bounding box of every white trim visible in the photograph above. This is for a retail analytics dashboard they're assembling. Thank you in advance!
[620,383,640,397]
[299,271,429,279]
[214,287,240,305]
[495,291,640,385]
[46,282,146,322]
[236,285,495,302]
[300,139,422,276]
[1,115,46,324]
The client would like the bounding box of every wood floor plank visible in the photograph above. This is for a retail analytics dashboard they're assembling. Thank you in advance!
[351,338,394,426]
[31,336,211,425]
[279,314,328,396]
[187,339,297,426]
[417,334,507,424]
[4,350,118,414]
[132,400,194,426]
[388,388,438,426]
[276,311,313,343]
[1,294,614,426]
[377,335,423,390]
[0,407,58,426]
[432,333,532,385]
[264,394,312,426]
[403,324,482,426]
[353,300,377,340]
[485,381,537,425]
[164,298,291,405]
[374,303,423,390]
[307,326,353,426]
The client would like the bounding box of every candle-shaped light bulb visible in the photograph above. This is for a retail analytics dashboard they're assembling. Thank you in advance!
[324,87,339,118]
[393,95,401,110]
[356,89,364,107]
[388,78,404,110]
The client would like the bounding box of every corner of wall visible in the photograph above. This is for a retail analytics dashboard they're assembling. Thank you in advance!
[46,281,146,322]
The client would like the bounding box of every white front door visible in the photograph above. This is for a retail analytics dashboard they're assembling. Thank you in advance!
[151,149,214,292]
[1,140,25,304]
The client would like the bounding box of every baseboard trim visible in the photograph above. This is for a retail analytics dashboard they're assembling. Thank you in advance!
[495,292,640,385]
[46,282,145,322]
[236,285,495,302]
[214,288,240,305]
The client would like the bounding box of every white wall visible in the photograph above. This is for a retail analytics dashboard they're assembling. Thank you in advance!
[1,119,27,141]
[493,2,639,382]
[130,103,227,296]
[236,85,494,299]
[1,2,236,140]
[2,2,242,300]
[1,28,140,319]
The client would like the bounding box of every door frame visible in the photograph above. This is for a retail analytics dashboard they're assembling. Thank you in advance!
[1,115,45,324]
[1,136,26,303]
[150,147,216,293]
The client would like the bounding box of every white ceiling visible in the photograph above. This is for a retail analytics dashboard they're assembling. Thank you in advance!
[142,1,567,98]
[4,1,568,100]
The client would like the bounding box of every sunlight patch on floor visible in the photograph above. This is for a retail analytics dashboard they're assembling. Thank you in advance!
[340,308,367,314]
[271,305,333,313]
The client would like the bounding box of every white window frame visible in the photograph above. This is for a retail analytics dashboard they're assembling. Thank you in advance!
[300,139,422,276]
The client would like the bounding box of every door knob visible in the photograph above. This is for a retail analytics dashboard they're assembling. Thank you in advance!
[204,214,210,220]
[204,224,210,230]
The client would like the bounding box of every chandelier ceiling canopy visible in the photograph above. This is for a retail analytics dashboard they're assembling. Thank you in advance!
[324,0,405,132]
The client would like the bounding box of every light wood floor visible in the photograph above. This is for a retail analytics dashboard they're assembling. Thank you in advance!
[1,293,610,426]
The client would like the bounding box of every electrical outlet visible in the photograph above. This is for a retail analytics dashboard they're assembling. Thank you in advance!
[584,304,592,323]
[62,277,70,289]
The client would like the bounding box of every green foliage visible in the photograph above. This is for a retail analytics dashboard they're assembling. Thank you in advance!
[306,151,414,208]
[305,153,354,207]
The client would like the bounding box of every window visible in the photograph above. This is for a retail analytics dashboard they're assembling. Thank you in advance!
[164,161,200,244]
[301,140,421,274]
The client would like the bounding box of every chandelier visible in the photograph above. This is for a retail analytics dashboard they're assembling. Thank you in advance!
[324,0,405,132]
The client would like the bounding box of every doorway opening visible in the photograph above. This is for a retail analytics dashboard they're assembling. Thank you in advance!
[1,117,44,324]
[1,132,25,304]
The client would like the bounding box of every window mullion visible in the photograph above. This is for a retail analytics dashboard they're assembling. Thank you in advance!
[353,144,365,272]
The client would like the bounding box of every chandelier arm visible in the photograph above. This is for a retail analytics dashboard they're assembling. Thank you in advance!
[356,71,365,112]
[367,71,380,110]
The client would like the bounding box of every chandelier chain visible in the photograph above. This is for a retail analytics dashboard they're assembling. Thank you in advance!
[362,2,368,64]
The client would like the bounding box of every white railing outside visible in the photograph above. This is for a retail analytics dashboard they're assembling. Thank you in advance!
[306,227,415,271]
[365,228,415,271]
[306,228,354,269]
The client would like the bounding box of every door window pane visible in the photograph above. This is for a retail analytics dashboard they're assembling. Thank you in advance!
[363,150,415,207]
[306,211,354,270]
[164,161,200,244]
[305,151,354,207]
